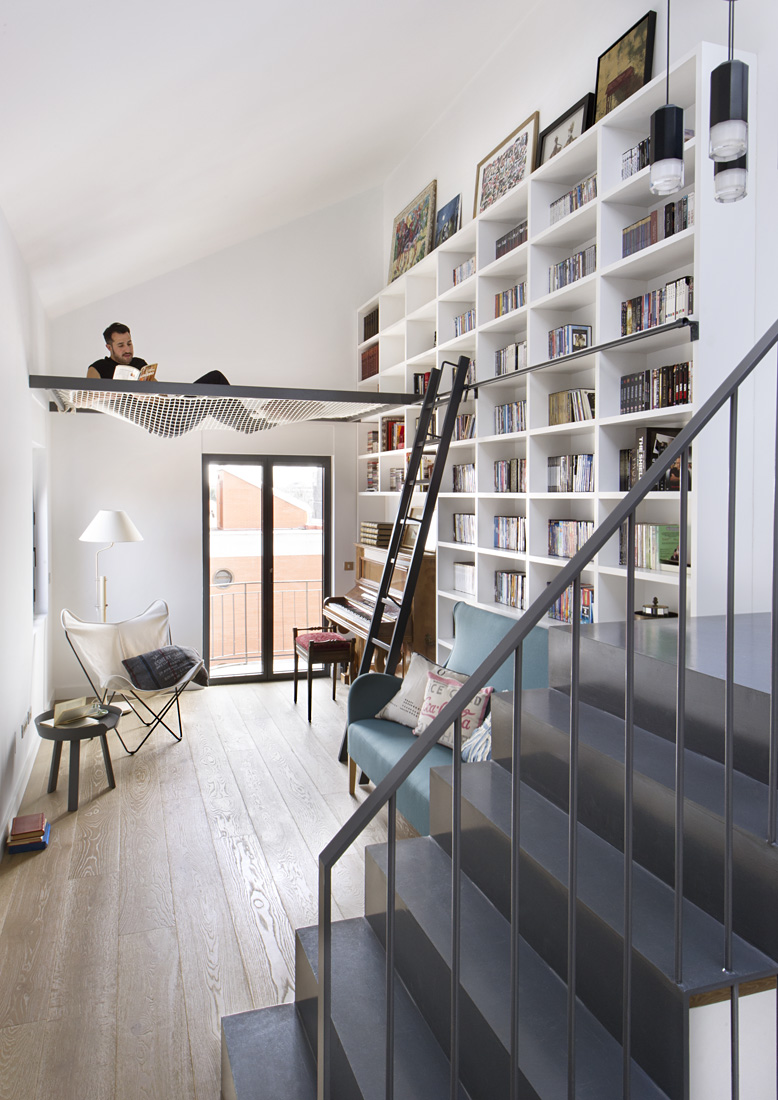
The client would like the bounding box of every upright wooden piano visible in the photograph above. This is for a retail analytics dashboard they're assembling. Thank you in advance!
[323,543,436,673]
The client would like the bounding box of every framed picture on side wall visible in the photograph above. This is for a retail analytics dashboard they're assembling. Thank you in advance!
[594,11,656,122]
[537,93,595,167]
[474,113,539,217]
[388,181,437,283]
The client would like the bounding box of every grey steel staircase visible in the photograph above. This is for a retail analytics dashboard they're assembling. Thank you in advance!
[222,318,778,1100]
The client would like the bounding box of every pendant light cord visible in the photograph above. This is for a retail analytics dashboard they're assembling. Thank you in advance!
[666,0,671,105]
[728,0,735,61]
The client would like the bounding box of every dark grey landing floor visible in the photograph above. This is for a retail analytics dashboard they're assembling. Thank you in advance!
[580,614,772,693]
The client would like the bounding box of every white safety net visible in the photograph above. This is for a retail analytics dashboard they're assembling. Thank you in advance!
[46,385,405,437]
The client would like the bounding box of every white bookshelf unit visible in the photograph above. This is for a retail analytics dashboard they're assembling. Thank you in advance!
[355,43,756,662]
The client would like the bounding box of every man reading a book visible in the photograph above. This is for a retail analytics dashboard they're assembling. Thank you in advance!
[87,322,230,386]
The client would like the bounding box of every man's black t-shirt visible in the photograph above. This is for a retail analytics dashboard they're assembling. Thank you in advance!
[87,356,147,379]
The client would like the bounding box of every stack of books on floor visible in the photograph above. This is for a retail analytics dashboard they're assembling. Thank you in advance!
[7,812,50,853]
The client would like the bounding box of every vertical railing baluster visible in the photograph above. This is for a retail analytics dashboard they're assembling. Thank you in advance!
[675,450,690,984]
[623,516,635,1099]
[568,578,581,1100]
[731,984,740,1100]
[386,793,396,1100]
[244,583,248,667]
[725,395,737,974]
[450,715,462,1100]
[317,862,332,1100]
[510,644,523,1100]
[770,362,778,844]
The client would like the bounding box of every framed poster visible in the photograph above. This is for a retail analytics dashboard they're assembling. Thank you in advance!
[434,194,461,249]
[473,113,539,217]
[594,11,657,122]
[537,93,595,167]
[388,181,437,283]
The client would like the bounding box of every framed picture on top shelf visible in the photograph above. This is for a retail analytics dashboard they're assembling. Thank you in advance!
[594,11,656,123]
[388,180,437,283]
[474,112,539,217]
[537,93,595,167]
[434,195,461,249]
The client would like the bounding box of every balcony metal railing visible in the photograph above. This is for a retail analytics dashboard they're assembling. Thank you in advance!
[209,578,322,669]
[317,316,778,1100]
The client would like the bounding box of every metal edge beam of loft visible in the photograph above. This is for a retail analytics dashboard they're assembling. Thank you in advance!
[28,375,421,415]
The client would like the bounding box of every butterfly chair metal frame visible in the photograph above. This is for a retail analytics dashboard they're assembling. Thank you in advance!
[61,600,204,756]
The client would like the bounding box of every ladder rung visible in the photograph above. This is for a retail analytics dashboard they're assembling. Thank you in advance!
[372,639,390,652]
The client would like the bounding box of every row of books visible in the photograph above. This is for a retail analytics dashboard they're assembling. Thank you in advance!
[621,137,650,180]
[495,399,527,435]
[495,570,526,610]
[495,220,527,258]
[454,308,476,337]
[453,256,476,285]
[413,371,431,394]
[620,427,692,492]
[7,812,50,853]
[494,457,527,494]
[549,173,597,225]
[618,522,681,571]
[359,521,393,546]
[548,323,592,360]
[453,513,476,545]
[621,194,694,259]
[548,453,594,493]
[495,341,527,375]
[548,582,595,623]
[664,193,694,237]
[621,275,694,335]
[365,460,378,491]
[494,515,527,552]
[549,244,596,293]
[454,413,476,440]
[453,561,476,595]
[620,362,692,414]
[388,467,404,492]
[360,343,379,380]
[452,462,476,493]
[363,306,379,342]
[382,417,405,451]
[548,387,595,426]
[365,428,379,454]
[495,282,527,317]
[548,519,594,559]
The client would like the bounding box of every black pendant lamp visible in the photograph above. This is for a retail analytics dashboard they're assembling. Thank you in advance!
[709,0,748,162]
[714,153,747,202]
[649,0,684,196]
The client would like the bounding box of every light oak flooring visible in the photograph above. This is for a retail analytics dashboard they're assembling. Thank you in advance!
[0,678,414,1100]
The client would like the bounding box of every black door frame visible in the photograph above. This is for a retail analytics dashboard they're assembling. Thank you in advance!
[201,453,332,683]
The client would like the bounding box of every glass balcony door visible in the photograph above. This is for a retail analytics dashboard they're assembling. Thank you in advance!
[203,455,330,681]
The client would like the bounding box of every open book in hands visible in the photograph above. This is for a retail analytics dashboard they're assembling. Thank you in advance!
[113,363,158,381]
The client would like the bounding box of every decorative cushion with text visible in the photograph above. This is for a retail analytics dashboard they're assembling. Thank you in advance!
[375,652,466,727]
[412,671,493,749]
[122,645,203,691]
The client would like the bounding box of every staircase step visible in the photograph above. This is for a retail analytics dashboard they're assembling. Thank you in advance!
[294,917,472,1100]
[489,687,778,961]
[221,1003,316,1100]
[429,763,777,1099]
[547,617,771,783]
[365,837,669,1100]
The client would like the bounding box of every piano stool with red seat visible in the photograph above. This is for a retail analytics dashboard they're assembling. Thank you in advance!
[293,627,356,722]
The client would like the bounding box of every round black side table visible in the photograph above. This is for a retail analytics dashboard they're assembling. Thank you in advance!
[35,705,121,812]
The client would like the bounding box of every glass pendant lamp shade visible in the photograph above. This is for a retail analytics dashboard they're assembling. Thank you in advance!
[714,153,747,202]
[649,103,685,196]
[710,58,749,160]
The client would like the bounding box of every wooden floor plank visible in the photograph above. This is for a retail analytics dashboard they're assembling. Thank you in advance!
[116,925,195,1100]
[46,873,119,1021]
[116,747,175,936]
[36,1016,116,1100]
[0,1024,44,1100]
[68,737,121,879]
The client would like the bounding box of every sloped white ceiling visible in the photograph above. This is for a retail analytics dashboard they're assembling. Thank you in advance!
[0,0,527,316]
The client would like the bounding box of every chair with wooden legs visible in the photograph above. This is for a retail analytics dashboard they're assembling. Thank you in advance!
[293,626,355,722]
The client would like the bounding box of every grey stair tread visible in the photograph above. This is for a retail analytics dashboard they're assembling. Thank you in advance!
[438,764,777,990]
[297,918,472,1100]
[368,838,669,1100]
[519,687,770,837]
[221,1003,316,1100]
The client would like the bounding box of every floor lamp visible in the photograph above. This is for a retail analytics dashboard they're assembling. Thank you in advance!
[79,509,143,622]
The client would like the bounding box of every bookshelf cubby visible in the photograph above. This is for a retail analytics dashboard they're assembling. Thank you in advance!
[355,43,756,659]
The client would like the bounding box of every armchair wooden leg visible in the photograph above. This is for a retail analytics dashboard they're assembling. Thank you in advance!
[307,661,313,722]
[348,756,357,796]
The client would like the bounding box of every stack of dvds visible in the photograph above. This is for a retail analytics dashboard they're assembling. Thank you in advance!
[549,244,596,292]
[453,561,476,595]
[494,458,526,493]
[494,515,527,552]
[495,221,528,258]
[494,282,527,317]
[494,570,526,609]
[494,400,526,435]
[548,582,595,623]
[453,256,476,285]
[452,463,476,493]
[549,174,597,224]
[548,519,594,558]
[548,324,592,359]
[547,453,594,493]
[495,341,527,375]
[453,513,476,544]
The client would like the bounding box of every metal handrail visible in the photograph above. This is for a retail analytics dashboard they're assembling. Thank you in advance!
[317,315,778,1100]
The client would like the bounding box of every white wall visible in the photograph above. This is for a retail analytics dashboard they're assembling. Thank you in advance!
[47,189,382,694]
[0,207,50,834]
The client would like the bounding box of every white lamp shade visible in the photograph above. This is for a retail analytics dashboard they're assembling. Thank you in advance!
[80,509,143,544]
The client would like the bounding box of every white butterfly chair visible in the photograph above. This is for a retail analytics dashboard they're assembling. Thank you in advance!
[61,600,204,755]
